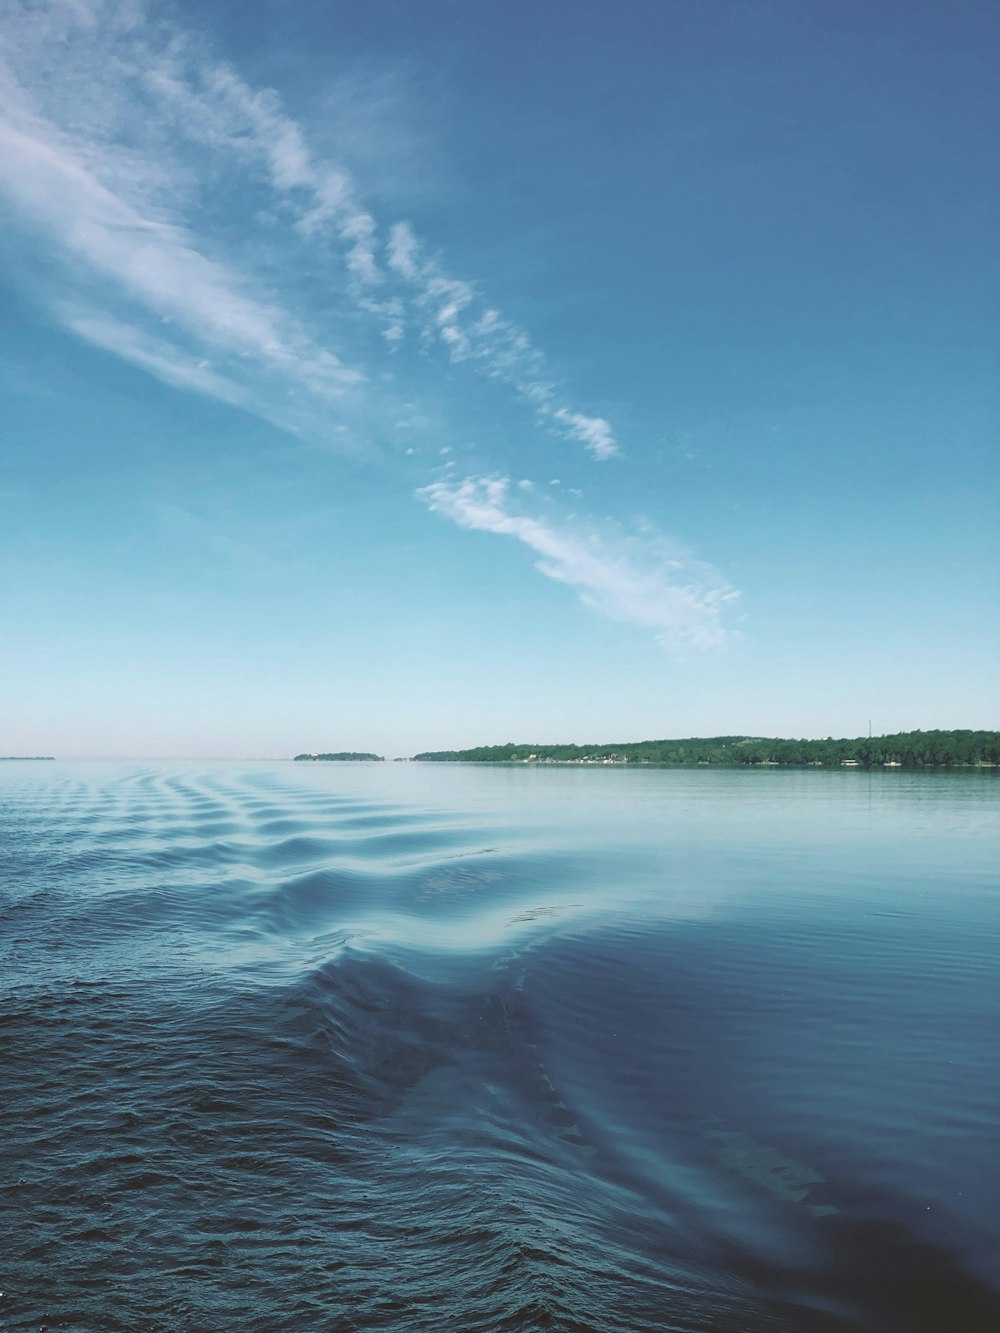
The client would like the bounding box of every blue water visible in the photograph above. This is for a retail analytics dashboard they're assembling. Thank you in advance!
[2,762,997,1331]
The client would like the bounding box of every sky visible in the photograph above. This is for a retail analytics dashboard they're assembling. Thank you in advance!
[1,0,997,758]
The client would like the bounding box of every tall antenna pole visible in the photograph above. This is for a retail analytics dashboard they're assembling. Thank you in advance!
[868,719,872,739]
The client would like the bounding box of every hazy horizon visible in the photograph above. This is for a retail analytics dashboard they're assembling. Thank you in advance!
[7,723,998,765]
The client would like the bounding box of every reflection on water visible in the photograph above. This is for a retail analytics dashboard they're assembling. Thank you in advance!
[1,762,998,1330]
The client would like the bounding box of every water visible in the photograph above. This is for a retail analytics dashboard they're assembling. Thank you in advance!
[1,762,997,1331]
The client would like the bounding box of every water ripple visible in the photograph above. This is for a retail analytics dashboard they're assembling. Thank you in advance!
[2,761,998,1330]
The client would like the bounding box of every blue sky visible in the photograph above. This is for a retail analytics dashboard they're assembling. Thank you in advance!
[1,0,997,757]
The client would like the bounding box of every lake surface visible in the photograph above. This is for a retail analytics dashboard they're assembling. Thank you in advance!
[2,761,997,1331]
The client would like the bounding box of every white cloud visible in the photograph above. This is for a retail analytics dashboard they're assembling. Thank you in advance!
[0,0,621,462]
[418,476,738,649]
[0,117,358,396]
[61,310,252,408]
[386,221,421,280]
[0,6,374,441]
[552,407,618,461]
[0,3,745,665]
[385,221,618,458]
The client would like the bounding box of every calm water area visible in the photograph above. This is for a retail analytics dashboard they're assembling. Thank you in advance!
[2,761,998,1330]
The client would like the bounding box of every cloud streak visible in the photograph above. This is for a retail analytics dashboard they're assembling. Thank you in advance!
[60,310,254,409]
[418,476,738,649]
[386,221,619,458]
[0,0,617,458]
[0,1,735,649]
[0,116,359,394]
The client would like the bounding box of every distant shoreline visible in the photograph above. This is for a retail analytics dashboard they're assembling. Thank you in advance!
[294,752,384,762]
[0,756,55,761]
[409,759,997,770]
[410,730,999,770]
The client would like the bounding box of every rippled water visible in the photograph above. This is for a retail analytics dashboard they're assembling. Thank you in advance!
[2,762,998,1331]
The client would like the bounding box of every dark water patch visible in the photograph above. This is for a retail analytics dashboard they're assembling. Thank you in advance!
[1,763,997,1329]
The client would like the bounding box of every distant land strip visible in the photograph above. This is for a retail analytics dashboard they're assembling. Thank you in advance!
[411,731,1000,768]
[294,752,384,762]
[0,756,55,761]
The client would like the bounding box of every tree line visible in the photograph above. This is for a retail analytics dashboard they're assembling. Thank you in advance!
[412,731,1000,768]
[294,752,385,762]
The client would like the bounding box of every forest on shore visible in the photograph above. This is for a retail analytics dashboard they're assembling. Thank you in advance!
[413,731,1000,768]
[294,752,384,762]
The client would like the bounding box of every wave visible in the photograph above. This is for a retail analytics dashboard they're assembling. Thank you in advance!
[1,762,998,1330]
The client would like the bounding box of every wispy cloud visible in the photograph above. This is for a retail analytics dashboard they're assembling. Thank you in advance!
[0,1,735,648]
[0,0,616,458]
[386,221,619,458]
[0,115,359,391]
[418,476,738,649]
[61,310,253,409]
[552,408,617,462]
